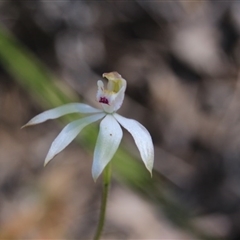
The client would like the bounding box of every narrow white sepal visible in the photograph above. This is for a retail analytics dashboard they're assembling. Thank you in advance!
[22,103,102,128]
[44,113,105,166]
[114,113,154,175]
[92,114,123,181]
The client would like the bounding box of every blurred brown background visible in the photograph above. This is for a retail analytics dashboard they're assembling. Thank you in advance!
[1,1,240,239]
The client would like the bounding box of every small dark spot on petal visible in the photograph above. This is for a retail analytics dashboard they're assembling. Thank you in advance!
[99,97,109,104]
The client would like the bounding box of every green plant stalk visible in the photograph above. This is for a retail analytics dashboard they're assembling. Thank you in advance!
[94,163,111,240]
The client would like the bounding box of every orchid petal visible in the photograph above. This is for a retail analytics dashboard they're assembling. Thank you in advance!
[114,113,154,175]
[44,113,105,166]
[22,103,102,128]
[92,115,123,181]
[111,79,126,112]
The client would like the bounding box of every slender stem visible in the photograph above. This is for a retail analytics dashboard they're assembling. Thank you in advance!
[93,163,111,240]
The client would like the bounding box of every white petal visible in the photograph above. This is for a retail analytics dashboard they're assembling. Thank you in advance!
[44,113,105,165]
[22,103,102,127]
[92,114,123,181]
[114,113,154,175]
[111,80,126,112]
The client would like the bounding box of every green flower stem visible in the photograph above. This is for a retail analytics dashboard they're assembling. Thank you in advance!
[93,163,111,240]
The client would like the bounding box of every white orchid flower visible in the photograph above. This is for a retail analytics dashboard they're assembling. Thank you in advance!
[23,72,154,181]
